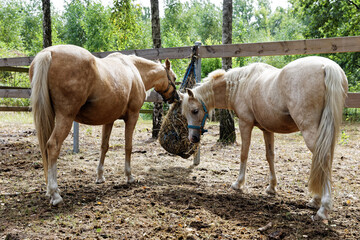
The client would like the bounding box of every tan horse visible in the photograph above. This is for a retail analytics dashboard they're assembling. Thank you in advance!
[29,45,178,205]
[180,56,348,220]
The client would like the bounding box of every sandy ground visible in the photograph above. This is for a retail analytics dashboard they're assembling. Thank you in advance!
[0,113,359,239]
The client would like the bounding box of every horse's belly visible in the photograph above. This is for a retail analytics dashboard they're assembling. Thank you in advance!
[255,114,299,133]
[75,99,127,125]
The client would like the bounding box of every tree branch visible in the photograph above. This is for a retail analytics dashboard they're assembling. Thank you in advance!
[348,0,360,10]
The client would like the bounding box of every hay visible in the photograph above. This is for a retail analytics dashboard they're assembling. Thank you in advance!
[159,101,199,158]
[159,56,198,159]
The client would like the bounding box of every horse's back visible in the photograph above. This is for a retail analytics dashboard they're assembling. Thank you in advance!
[32,45,145,125]
[241,56,346,133]
[281,56,347,107]
[277,56,346,132]
[34,45,97,114]
[76,53,146,124]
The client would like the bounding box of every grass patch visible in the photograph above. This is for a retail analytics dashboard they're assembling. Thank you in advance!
[0,112,33,124]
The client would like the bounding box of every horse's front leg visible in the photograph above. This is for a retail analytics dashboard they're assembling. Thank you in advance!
[231,124,253,191]
[96,122,114,184]
[46,115,73,205]
[263,130,277,195]
[124,114,139,184]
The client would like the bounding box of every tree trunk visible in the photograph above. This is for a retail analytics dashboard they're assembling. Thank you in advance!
[42,0,52,48]
[219,0,236,144]
[151,0,163,139]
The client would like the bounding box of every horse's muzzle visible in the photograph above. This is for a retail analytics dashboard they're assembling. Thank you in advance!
[189,134,200,143]
[167,91,179,104]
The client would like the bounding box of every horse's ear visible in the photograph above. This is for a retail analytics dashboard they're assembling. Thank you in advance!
[179,91,185,101]
[186,88,195,98]
[165,58,171,70]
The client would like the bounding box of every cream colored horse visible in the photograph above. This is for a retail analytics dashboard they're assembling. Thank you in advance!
[29,45,178,205]
[180,56,348,220]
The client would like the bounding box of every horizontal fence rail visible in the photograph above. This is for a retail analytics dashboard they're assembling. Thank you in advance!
[1,87,359,108]
[0,37,359,67]
[1,36,359,110]
[0,86,164,103]
[345,93,360,108]
[198,36,360,58]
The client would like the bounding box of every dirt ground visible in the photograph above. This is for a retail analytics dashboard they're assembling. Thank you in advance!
[0,112,359,240]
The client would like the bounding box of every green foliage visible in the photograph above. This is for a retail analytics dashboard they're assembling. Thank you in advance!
[83,2,115,51]
[339,130,349,145]
[21,0,43,55]
[0,0,358,120]
[62,0,87,47]
[290,0,359,38]
[0,0,26,50]
[162,0,221,45]
[111,0,152,50]
[290,0,360,90]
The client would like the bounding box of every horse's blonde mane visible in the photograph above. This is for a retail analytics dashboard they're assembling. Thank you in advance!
[203,69,226,82]
[192,69,226,110]
[190,63,276,109]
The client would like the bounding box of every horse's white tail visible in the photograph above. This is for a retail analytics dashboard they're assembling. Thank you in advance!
[308,62,347,196]
[30,51,54,181]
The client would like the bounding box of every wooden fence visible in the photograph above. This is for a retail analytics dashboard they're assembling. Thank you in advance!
[1,36,360,107]
[1,36,360,158]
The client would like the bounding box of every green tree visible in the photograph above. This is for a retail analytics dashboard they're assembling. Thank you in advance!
[112,0,151,50]
[233,0,254,43]
[21,0,43,54]
[83,2,115,51]
[219,0,236,145]
[0,0,26,50]
[62,0,87,47]
[163,0,221,45]
[290,0,360,90]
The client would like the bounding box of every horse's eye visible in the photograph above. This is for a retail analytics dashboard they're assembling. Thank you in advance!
[192,109,199,114]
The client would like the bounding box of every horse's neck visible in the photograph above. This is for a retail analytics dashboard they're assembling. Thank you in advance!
[194,77,227,111]
[130,57,162,90]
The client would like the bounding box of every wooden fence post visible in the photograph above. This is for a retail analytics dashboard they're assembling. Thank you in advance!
[193,41,202,166]
[73,122,79,153]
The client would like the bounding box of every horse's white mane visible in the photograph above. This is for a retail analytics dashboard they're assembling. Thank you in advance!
[190,63,276,109]
[225,63,275,107]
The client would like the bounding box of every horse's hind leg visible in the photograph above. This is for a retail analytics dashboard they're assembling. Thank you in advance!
[301,126,332,220]
[231,123,253,191]
[46,114,74,205]
[263,131,277,195]
[96,122,114,184]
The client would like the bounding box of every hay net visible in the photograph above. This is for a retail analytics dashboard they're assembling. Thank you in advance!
[159,50,199,159]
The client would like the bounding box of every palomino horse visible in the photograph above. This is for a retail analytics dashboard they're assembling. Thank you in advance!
[29,45,178,205]
[180,56,348,220]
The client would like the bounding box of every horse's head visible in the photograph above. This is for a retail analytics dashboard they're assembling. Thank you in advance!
[157,58,179,104]
[180,89,208,143]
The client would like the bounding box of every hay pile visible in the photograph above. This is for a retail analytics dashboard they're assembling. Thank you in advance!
[159,57,199,159]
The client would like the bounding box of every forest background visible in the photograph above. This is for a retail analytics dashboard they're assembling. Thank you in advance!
[0,0,359,110]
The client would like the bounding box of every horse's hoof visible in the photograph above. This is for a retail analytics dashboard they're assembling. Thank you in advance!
[311,212,328,221]
[127,176,135,184]
[50,192,63,206]
[230,182,240,190]
[230,182,244,193]
[96,176,106,184]
[265,186,276,195]
[307,197,321,209]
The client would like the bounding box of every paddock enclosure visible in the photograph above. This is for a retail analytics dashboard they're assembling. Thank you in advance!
[1,37,360,239]
[1,115,359,239]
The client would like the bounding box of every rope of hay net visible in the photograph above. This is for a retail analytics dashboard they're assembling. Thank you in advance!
[159,55,199,159]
